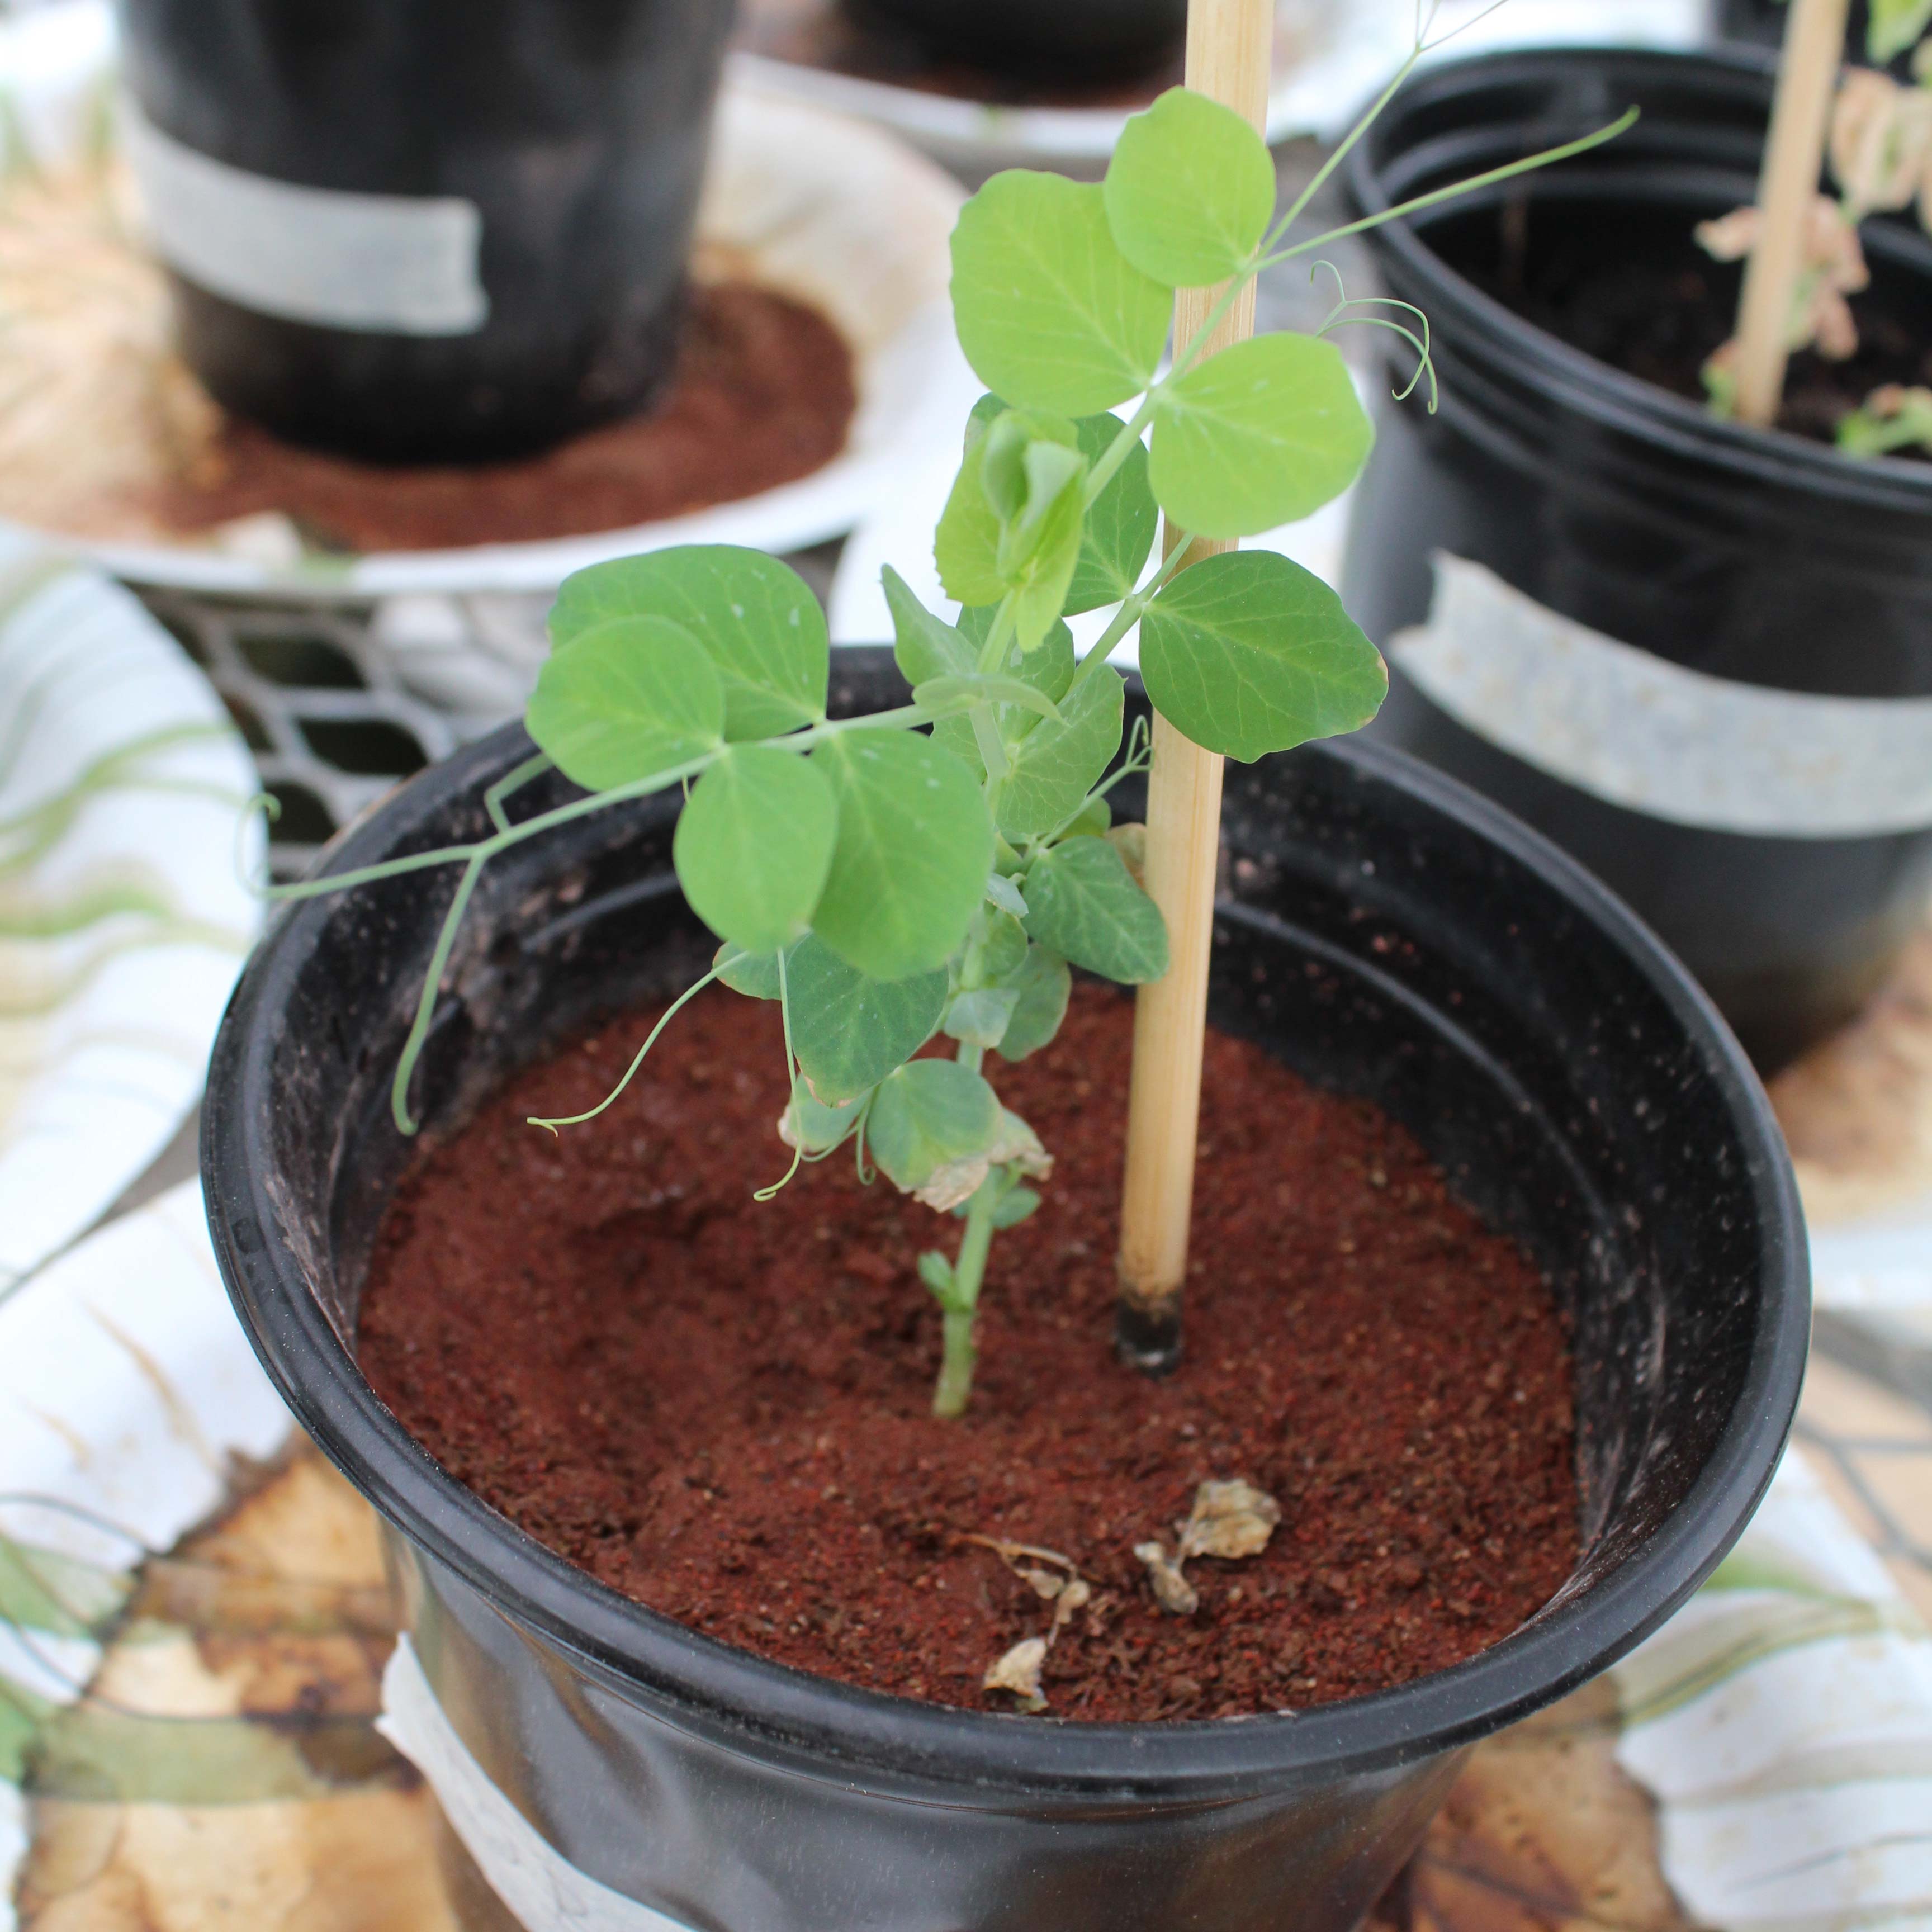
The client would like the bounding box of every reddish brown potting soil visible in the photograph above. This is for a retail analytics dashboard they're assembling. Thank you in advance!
[359,985,1580,1722]
[1461,213,1932,453]
[148,283,854,551]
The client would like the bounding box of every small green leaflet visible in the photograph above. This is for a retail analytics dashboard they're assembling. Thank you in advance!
[996,946,1072,1061]
[525,615,723,791]
[1150,333,1373,539]
[883,566,975,685]
[949,172,1172,416]
[780,1075,866,1155]
[932,614,1076,782]
[866,1060,1003,1195]
[785,935,947,1104]
[994,1186,1041,1228]
[1139,550,1387,761]
[1869,0,1932,59]
[1007,464,1088,654]
[1065,413,1158,614]
[969,905,1029,981]
[913,674,1062,724]
[978,408,1081,523]
[547,546,828,740]
[935,431,1009,608]
[996,665,1125,844]
[810,731,993,981]
[944,986,1022,1050]
[673,746,836,954]
[1023,837,1169,984]
[1103,87,1277,289]
[1062,793,1111,838]
[958,603,1074,690]
[715,943,780,1000]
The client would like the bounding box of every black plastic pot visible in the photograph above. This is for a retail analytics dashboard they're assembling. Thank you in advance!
[116,0,736,463]
[203,655,1806,1932]
[1715,0,1904,71]
[1339,47,1932,1072]
[842,0,1185,79]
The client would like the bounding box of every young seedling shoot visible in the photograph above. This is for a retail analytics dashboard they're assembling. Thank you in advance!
[274,15,1629,1421]
[1701,0,1932,448]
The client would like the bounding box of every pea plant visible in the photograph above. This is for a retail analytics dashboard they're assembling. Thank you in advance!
[281,65,1625,1420]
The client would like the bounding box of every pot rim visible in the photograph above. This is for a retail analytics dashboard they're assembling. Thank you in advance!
[202,709,1809,1804]
[1345,41,1932,516]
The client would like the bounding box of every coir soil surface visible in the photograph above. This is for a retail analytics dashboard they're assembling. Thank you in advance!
[149,282,853,551]
[359,984,1580,1722]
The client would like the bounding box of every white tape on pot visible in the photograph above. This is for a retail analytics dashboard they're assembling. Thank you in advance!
[1390,555,1932,839]
[379,1639,693,1932]
[119,98,487,337]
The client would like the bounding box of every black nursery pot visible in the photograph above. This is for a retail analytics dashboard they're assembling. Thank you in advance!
[1340,47,1932,1071]
[203,656,1806,1932]
[842,0,1185,80]
[116,0,736,463]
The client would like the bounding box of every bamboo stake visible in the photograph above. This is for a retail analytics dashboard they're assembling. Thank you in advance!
[1116,0,1271,1372]
[1731,0,1851,426]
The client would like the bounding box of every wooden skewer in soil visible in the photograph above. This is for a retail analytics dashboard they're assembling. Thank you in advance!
[1115,0,1272,1373]
[1730,0,1854,426]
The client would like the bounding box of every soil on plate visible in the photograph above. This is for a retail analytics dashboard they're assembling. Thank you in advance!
[145,282,855,551]
[358,984,1580,1722]
[1456,202,1932,453]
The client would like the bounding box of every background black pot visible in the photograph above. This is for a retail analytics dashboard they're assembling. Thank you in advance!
[116,0,737,464]
[1340,46,1932,1072]
[841,0,1185,80]
[202,655,1805,1931]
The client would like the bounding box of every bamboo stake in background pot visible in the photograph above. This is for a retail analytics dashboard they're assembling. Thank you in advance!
[1730,0,1854,425]
[1116,0,1272,1374]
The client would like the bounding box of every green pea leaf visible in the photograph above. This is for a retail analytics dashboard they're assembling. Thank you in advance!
[1022,837,1168,984]
[548,546,828,740]
[714,943,780,1000]
[1103,87,1277,290]
[996,946,1072,1061]
[932,614,1077,782]
[883,566,976,685]
[969,906,1030,981]
[1139,550,1387,761]
[935,432,1010,609]
[993,1186,1041,1228]
[673,746,837,955]
[1062,793,1111,839]
[979,408,1081,524]
[1150,334,1372,540]
[526,615,724,791]
[1869,0,1932,60]
[950,172,1172,416]
[810,730,993,981]
[944,986,1022,1050]
[913,674,1062,723]
[1007,467,1088,655]
[866,1060,1003,1196]
[779,1075,868,1156]
[998,665,1125,843]
[1065,414,1158,614]
[785,934,947,1104]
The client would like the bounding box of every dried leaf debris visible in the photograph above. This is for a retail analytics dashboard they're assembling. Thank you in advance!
[1135,1478,1282,1618]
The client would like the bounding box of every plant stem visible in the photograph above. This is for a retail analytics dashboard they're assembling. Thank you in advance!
[934,1173,1003,1419]
[1731,0,1852,426]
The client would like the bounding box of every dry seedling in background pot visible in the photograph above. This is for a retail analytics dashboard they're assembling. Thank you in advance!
[272,0,1627,1685]
[1701,0,1932,448]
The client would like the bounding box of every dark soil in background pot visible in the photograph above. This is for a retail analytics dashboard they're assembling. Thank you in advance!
[1445,196,1932,452]
[146,283,854,551]
[358,982,1580,1725]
